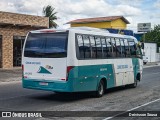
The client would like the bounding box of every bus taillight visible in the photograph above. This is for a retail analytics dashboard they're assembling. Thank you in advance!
[22,64,24,71]
[66,66,74,81]
[22,64,24,78]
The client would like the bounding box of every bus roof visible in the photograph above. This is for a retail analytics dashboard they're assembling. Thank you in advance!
[30,27,137,42]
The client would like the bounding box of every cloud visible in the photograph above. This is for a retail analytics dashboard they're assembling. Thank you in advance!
[0,0,143,29]
[154,0,160,8]
[114,0,143,7]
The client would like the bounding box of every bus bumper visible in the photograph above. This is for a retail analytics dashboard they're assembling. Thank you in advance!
[22,79,74,92]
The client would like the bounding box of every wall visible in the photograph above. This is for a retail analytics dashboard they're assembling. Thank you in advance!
[144,43,157,62]
[71,21,111,28]
[111,19,126,29]
[71,18,127,29]
[0,27,35,68]
[0,11,49,69]
[0,11,49,28]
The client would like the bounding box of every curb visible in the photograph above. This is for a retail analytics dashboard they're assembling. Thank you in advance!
[143,63,160,68]
[0,77,21,83]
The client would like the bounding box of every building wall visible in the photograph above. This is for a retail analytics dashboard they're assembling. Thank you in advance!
[144,43,157,62]
[0,27,35,69]
[71,18,127,29]
[111,19,126,29]
[0,11,49,69]
[0,11,49,28]
[71,21,111,28]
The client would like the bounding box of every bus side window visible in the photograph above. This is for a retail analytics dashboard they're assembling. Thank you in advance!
[89,36,96,58]
[111,38,116,58]
[77,34,85,59]
[106,38,112,58]
[95,37,102,58]
[136,43,142,58]
[120,39,125,57]
[128,39,136,57]
[115,38,121,57]
[101,38,107,58]
[124,39,130,57]
[83,35,91,59]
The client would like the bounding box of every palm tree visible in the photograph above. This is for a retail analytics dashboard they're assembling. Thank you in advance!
[43,5,58,28]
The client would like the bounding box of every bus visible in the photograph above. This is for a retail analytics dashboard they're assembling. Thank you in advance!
[22,27,143,97]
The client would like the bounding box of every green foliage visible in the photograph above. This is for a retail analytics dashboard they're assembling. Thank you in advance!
[43,5,58,28]
[141,24,160,48]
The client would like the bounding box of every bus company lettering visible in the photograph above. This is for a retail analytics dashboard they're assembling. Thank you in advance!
[25,61,41,65]
[117,65,128,69]
[100,68,107,71]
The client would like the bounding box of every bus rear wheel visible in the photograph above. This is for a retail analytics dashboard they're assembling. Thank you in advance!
[95,80,105,98]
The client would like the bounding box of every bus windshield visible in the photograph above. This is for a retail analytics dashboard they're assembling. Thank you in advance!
[24,32,68,58]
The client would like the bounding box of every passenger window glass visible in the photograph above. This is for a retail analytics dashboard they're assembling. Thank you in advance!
[136,43,142,58]
[95,37,102,58]
[124,39,130,57]
[106,38,112,57]
[120,39,125,57]
[83,35,91,59]
[90,36,96,58]
[115,38,121,57]
[111,38,116,57]
[77,35,84,58]
[128,39,136,57]
[101,38,107,58]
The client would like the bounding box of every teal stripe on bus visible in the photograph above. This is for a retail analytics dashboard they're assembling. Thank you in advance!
[132,58,140,81]
[68,64,115,92]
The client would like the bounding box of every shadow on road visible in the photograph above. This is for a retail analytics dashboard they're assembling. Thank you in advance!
[28,85,135,102]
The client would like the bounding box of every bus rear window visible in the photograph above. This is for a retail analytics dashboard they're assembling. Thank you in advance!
[24,32,68,58]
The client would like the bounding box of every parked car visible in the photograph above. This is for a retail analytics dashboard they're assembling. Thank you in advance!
[143,56,148,64]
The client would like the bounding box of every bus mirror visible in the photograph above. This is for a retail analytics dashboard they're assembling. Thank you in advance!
[141,43,144,49]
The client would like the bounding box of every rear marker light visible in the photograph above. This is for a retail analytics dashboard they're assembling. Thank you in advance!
[66,66,74,81]
[22,64,24,78]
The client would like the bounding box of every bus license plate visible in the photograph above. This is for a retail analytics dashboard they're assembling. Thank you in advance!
[39,82,48,86]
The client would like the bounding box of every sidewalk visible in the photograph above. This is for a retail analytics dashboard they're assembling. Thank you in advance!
[0,67,22,83]
[143,62,160,68]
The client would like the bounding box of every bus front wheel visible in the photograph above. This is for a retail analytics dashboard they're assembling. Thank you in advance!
[130,80,138,88]
[94,80,105,98]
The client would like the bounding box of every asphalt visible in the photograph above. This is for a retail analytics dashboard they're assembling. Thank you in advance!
[0,64,160,120]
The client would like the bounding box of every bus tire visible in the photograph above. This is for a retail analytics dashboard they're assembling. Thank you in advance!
[130,80,137,88]
[94,80,105,98]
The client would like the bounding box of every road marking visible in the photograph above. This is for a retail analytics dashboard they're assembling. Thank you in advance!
[103,98,160,120]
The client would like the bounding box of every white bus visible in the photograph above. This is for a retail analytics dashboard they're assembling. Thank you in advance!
[22,27,143,97]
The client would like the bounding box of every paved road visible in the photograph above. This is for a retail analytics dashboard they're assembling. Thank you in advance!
[0,66,160,120]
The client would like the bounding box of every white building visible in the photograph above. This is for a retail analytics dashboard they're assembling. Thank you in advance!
[143,43,157,62]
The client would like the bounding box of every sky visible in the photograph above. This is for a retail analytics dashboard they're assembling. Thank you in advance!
[0,0,160,32]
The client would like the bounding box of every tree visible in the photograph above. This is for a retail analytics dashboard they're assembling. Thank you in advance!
[141,24,160,48]
[43,5,58,28]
